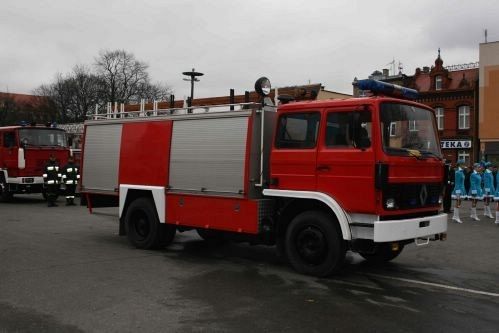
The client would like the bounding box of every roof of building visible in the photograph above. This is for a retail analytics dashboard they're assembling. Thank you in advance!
[0,92,45,106]
[414,68,478,92]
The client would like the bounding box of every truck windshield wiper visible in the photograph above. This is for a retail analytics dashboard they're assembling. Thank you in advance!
[386,147,423,159]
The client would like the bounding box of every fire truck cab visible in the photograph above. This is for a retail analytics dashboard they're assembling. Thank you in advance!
[81,78,447,276]
[0,124,70,200]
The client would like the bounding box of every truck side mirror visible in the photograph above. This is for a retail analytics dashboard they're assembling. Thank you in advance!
[18,147,26,169]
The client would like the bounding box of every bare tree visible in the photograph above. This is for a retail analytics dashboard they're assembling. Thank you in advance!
[69,65,103,121]
[35,49,172,123]
[137,81,172,102]
[96,50,145,104]
[0,95,17,126]
[35,66,103,123]
[95,50,171,104]
[35,73,73,123]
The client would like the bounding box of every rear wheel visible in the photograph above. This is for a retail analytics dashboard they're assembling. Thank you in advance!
[125,197,175,249]
[359,243,404,263]
[285,210,346,277]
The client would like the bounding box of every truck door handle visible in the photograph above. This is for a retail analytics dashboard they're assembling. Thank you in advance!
[316,165,330,172]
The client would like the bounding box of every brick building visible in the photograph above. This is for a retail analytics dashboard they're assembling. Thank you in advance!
[356,51,479,164]
[479,41,499,164]
[0,92,52,126]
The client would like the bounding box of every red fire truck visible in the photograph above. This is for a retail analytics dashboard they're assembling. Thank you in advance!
[0,123,70,201]
[81,78,447,276]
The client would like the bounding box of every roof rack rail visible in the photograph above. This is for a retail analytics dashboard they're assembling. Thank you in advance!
[87,101,261,120]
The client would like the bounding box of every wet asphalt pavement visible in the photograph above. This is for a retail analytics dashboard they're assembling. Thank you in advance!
[1,195,498,332]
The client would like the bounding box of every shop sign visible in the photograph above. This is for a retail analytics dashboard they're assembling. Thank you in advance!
[440,140,472,149]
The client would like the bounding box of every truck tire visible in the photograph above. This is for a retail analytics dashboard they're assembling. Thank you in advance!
[124,197,175,249]
[360,244,404,263]
[285,210,346,277]
[0,179,12,202]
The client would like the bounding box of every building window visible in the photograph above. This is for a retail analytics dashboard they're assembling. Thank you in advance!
[389,122,397,136]
[458,150,470,165]
[435,75,442,90]
[409,120,418,131]
[435,107,444,130]
[458,105,470,129]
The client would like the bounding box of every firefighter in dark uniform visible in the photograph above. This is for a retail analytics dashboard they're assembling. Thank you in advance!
[61,155,79,206]
[43,154,61,207]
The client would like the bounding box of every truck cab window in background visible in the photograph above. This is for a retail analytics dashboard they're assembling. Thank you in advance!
[381,103,441,157]
[19,129,68,147]
[3,132,16,148]
[275,112,320,149]
[325,111,371,149]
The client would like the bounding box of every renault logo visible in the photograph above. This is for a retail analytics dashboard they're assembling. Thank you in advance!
[420,185,428,206]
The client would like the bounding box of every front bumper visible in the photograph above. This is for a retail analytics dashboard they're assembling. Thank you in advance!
[6,177,45,194]
[7,176,44,185]
[373,213,447,242]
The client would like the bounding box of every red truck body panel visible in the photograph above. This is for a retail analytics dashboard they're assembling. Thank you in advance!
[119,121,173,186]
[166,193,259,233]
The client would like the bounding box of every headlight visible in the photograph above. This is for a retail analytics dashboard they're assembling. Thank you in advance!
[385,198,396,209]
[255,77,271,96]
[438,196,443,204]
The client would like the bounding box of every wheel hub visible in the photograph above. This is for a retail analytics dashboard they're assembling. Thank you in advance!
[133,212,150,239]
[296,226,327,265]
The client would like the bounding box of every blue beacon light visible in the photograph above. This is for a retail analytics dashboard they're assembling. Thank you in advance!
[356,79,419,100]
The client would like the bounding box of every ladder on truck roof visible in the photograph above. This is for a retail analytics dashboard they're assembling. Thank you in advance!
[88,101,263,120]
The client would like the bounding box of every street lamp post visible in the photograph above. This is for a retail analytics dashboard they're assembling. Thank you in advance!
[182,68,204,109]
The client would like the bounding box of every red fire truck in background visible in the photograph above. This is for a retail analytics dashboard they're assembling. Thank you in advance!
[0,123,70,201]
[81,78,447,276]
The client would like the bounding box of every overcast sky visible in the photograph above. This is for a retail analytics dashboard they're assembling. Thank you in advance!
[1,0,498,99]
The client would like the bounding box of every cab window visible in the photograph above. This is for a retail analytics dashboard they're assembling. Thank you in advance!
[275,112,320,149]
[3,132,16,148]
[325,111,372,149]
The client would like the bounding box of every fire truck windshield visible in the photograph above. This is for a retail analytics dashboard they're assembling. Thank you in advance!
[19,128,68,147]
[380,103,441,159]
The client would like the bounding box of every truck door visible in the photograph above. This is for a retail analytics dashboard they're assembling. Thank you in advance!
[270,111,320,191]
[316,108,376,213]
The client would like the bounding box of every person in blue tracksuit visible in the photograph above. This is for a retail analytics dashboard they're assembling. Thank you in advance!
[451,159,466,223]
[483,162,495,219]
[494,165,499,224]
[468,163,483,221]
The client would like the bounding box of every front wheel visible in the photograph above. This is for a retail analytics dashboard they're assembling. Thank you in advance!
[124,197,176,249]
[285,211,346,277]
